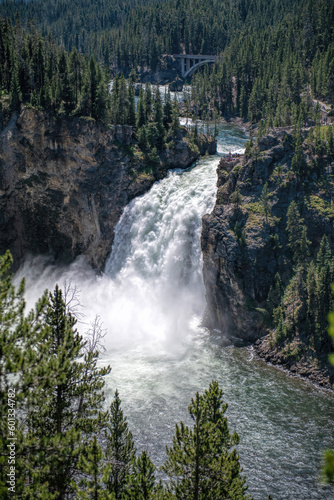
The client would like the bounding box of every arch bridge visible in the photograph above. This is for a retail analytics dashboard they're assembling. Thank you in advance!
[173,54,218,79]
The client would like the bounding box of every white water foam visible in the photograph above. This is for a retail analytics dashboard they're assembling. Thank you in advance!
[15,155,220,355]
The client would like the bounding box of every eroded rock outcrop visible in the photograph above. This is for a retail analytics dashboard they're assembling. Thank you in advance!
[0,107,215,270]
[201,129,334,344]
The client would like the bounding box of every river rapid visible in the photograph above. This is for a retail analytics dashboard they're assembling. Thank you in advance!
[16,123,334,500]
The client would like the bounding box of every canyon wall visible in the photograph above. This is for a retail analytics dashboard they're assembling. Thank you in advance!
[201,130,334,343]
[0,107,215,270]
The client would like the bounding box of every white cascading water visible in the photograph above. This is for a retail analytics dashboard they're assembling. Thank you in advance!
[103,156,218,349]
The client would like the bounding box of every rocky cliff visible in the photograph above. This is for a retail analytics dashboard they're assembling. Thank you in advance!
[201,129,334,344]
[0,107,215,270]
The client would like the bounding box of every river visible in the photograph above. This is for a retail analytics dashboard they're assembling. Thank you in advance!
[16,123,334,500]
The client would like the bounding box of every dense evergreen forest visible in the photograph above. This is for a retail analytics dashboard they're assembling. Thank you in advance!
[0,0,321,68]
[0,251,251,499]
[190,0,334,124]
[1,0,333,127]
[0,0,165,55]
[0,17,111,121]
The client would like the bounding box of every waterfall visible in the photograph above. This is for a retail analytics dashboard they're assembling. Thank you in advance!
[15,154,220,353]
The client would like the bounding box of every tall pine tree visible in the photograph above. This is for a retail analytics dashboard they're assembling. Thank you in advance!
[162,381,251,500]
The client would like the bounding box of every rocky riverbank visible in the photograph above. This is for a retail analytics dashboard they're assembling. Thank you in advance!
[0,107,216,270]
[252,335,333,390]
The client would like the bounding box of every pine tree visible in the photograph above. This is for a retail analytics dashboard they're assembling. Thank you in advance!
[274,309,286,345]
[25,285,111,499]
[153,86,165,150]
[136,86,146,129]
[0,252,26,498]
[58,51,73,114]
[111,74,120,124]
[162,381,250,500]
[74,436,113,500]
[306,260,317,343]
[138,125,149,152]
[129,68,137,84]
[314,236,333,352]
[95,79,110,121]
[89,56,99,118]
[147,146,160,167]
[266,272,284,321]
[316,235,331,270]
[163,88,172,129]
[291,124,305,176]
[144,82,152,121]
[0,251,50,499]
[70,47,82,108]
[327,126,334,156]
[105,390,135,500]
[147,122,158,149]
[171,95,180,137]
[128,81,136,127]
[286,201,310,265]
[9,63,22,111]
[123,451,157,500]
[230,189,243,211]
[117,74,129,125]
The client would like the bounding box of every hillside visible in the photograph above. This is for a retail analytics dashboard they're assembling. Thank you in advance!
[201,125,334,387]
[1,0,333,129]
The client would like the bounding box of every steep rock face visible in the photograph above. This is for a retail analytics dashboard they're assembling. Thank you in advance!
[0,108,215,270]
[137,55,180,84]
[201,129,334,342]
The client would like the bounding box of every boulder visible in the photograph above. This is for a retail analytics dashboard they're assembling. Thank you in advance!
[169,77,184,92]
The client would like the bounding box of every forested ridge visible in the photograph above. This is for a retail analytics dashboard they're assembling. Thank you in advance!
[0,17,111,121]
[1,0,333,128]
[0,0,165,54]
[0,19,206,165]
[0,0,319,67]
[190,0,334,124]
